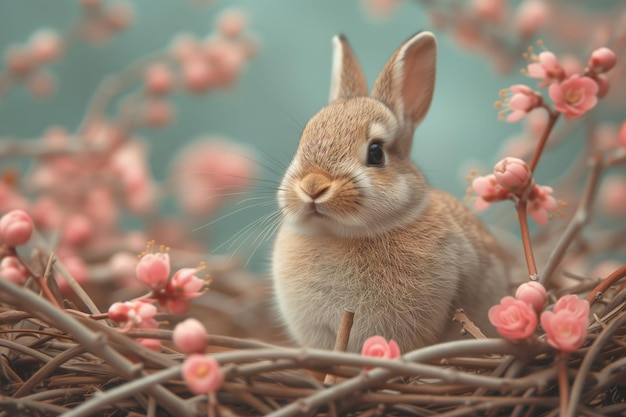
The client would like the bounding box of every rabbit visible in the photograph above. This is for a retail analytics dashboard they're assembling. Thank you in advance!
[272,31,510,353]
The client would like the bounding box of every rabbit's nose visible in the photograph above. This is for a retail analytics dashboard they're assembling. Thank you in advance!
[299,173,331,202]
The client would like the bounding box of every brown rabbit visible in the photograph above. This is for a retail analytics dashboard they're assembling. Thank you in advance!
[272,32,509,352]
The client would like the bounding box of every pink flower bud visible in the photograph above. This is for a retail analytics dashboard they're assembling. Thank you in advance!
[173,318,208,354]
[0,256,29,285]
[488,296,538,340]
[471,174,510,210]
[108,300,158,329]
[515,0,549,38]
[593,74,610,98]
[138,338,161,352]
[62,214,94,246]
[598,175,626,219]
[0,209,34,246]
[30,29,64,64]
[493,157,532,193]
[515,281,547,313]
[527,184,557,226]
[588,47,617,73]
[182,354,223,394]
[620,121,626,148]
[144,63,173,95]
[108,301,132,323]
[217,9,247,38]
[136,251,170,291]
[182,58,215,92]
[361,335,401,369]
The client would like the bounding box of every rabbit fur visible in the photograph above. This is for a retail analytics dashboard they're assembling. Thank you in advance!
[272,32,509,352]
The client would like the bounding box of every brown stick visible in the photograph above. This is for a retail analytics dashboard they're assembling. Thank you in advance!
[324,309,355,385]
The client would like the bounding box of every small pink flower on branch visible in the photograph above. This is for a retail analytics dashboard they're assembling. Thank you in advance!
[108,300,159,330]
[493,157,532,193]
[540,295,589,353]
[173,318,208,354]
[515,281,547,313]
[361,336,400,369]
[29,29,64,64]
[0,256,29,285]
[0,209,34,247]
[471,174,511,210]
[619,121,626,148]
[488,296,538,340]
[548,74,598,119]
[587,47,617,74]
[136,244,171,291]
[182,355,223,394]
[497,84,542,122]
[144,63,174,95]
[527,184,558,225]
[526,51,565,85]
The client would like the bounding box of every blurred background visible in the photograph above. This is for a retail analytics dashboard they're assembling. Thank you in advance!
[0,0,624,275]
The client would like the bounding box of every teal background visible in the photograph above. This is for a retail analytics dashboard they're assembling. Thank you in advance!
[0,0,602,271]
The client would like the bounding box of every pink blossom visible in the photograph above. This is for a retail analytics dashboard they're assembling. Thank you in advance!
[594,74,610,98]
[166,267,206,298]
[204,40,245,86]
[0,209,34,246]
[598,175,626,219]
[4,45,35,75]
[493,157,532,193]
[108,300,158,329]
[515,281,547,313]
[62,214,94,246]
[488,296,538,340]
[169,34,201,62]
[588,47,617,73]
[548,75,598,119]
[515,0,549,37]
[361,336,401,368]
[619,121,626,148]
[502,85,542,123]
[144,63,174,95]
[471,174,510,210]
[136,250,171,291]
[163,297,192,315]
[527,51,564,83]
[471,0,506,22]
[173,318,208,354]
[553,295,590,319]
[30,29,63,63]
[527,184,557,225]
[138,338,161,352]
[0,182,29,213]
[182,354,223,394]
[217,9,247,38]
[27,70,56,99]
[0,256,29,285]
[182,58,215,92]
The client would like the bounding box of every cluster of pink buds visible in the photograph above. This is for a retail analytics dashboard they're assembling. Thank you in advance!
[470,157,558,225]
[172,318,224,394]
[139,9,257,128]
[134,242,208,315]
[498,43,617,122]
[78,0,134,44]
[489,282,590,352]
[1,29,63,99]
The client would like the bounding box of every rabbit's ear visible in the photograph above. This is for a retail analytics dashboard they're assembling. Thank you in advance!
[329,34,368,103]
[371,31,437,133]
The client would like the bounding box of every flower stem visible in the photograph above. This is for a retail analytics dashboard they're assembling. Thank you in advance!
[557,353,569,417]
[516,201,538,278]
[528,111,559,174]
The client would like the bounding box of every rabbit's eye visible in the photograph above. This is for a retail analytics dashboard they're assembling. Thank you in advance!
[367,141,385,166]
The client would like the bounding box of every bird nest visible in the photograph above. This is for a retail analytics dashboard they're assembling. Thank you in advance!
[0,255,625,417]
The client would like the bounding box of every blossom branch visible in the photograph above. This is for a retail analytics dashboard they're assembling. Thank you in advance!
[539,153,604,287]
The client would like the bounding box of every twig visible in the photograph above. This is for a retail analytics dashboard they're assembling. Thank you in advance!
[324,309,355,385]
[528,111,560,173]
[556,353,569,417]
[453,309,487,339]
[586,264,626,306]
[516,200,538,278]
[0,279,193,417]
[566,312,626,417]
[540,153,604,287]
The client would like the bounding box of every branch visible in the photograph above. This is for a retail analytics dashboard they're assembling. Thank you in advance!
[540,154,604,287]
